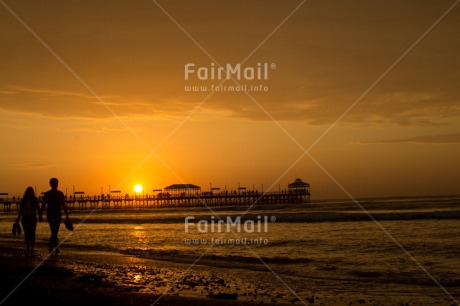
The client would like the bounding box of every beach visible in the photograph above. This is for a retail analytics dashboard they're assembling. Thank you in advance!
[0,244,261,306]
[1,196,459,305]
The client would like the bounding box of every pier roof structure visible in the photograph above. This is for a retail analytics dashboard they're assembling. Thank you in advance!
[288,178,310,191]
[164,184,201,195]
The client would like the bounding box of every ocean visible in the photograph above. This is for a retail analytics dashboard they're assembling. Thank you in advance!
[1,195,459,305]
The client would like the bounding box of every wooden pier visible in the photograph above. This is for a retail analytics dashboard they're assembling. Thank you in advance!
[1,190,310,212]
[1,178,311,212]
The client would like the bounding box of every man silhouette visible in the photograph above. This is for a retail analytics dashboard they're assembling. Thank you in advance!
[40,178,69,254]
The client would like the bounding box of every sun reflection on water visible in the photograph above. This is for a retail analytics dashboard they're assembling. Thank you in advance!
[131,225,149,245]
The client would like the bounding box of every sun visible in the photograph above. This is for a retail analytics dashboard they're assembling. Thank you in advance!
[134,184,143,193]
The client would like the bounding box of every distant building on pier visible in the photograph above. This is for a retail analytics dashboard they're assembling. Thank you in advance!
[288,178,310,194]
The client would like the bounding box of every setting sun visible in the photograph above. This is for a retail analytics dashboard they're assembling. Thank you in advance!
[134,184,143,193]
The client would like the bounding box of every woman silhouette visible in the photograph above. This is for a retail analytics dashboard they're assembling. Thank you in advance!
[16,187,40,256]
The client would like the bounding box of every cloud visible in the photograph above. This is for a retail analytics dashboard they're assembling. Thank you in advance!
[60,126,141,133]
[364,133,460,144]
[10,163,56,169]
[207,89,460,127]
[8,86,95,99]
[2,83,459,127]
[0,1,459,126]
[1,70,460,129]
[0,85,169,119]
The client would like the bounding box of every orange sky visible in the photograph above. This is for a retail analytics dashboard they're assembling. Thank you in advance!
[1,0,459,199]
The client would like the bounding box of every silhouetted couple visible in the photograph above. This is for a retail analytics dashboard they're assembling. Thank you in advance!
[16,178,70,256]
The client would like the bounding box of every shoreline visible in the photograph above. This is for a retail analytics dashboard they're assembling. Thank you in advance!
[1,243,458,306]
[0,246,268,306]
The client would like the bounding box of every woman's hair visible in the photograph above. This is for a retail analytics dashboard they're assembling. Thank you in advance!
[23,186,36,199]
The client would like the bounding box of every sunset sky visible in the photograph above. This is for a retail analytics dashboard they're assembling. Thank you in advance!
[1,0,459,199]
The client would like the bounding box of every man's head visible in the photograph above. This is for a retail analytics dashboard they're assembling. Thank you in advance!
[50,178,59,190]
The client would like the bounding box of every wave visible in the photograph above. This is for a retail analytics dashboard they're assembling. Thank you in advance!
[348,269,460,287]
[273,210,460,222]
[68,210,460,224]
[313,195,460,205]
[57,241,314,269]
[119,248,314,267]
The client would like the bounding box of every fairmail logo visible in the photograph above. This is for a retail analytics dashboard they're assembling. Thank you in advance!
[184,63,276,81]
[184,215,275,233]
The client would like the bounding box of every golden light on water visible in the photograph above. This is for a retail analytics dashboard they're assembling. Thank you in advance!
[134,184,143,193]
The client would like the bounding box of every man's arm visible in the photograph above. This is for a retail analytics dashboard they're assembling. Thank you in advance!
[63,203,69,218]
[61,193,69,218]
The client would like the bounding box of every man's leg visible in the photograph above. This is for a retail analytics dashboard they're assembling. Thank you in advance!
[48,218,61,253]
[48,221,54,252]
[53,221,61,253]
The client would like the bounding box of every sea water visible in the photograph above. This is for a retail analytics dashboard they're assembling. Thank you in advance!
[1,195,459,304]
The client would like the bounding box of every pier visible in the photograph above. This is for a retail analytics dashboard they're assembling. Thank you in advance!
[1,178,310,212]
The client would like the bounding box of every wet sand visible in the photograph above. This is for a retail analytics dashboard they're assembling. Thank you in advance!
[1,242,458,306]
[2,241,333,306]
[0,245,261,306]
